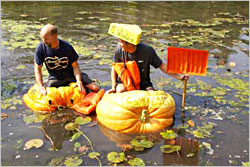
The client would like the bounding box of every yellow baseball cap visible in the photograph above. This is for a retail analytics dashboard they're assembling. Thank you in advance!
[108,23,142,45]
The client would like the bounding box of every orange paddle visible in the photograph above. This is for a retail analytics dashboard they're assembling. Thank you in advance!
[166,47,209,109]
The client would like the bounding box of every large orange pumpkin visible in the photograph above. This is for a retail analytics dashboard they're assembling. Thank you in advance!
[23,83,104,114]
[96,90,175,133]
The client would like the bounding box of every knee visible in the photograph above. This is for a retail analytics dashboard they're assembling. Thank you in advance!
[86,83,99,92]
[116,84,126,93]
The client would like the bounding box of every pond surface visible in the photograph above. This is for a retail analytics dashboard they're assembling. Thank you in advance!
[1,1,249,166]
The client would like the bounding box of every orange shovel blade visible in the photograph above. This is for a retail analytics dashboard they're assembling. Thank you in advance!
[166,47,209,76]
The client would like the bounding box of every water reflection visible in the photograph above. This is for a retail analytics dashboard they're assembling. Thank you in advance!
[40,109,76,150]
[98,122,199,165]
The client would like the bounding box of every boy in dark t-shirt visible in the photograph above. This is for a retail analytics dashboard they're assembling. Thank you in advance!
[35,24,99,95]
[106,24,189,94]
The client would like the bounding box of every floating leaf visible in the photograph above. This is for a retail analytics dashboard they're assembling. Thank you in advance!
[128,158,145,166]
[193,130,205,138]
[1,103,11,109]
[65,122,77,131]
[186,153,196,157]
[23,114,48,124]
[177,123,189,129]
[242,162,249,166]
[78,11,88,15]
[16,139,24,149]
[24,139,44,149]
[88,152,100,159]
[160,145,181,154]
[160,130,177,139]
[49,157,63,166]
[16,65,26,70]
[64,158,83,166]
[71,132,81,141]
[130,136,154,151]
[75,116,91,125]
[107,152,125,163]
[74,142,81,148]
[98,58,113,65]
[202,142,211,149]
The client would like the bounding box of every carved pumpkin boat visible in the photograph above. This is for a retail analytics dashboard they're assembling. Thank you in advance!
[23,83,105,114]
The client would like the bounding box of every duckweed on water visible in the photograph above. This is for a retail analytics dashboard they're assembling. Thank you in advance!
[142,12,248,48]
[1,19,42,50]
[1,96,23,110]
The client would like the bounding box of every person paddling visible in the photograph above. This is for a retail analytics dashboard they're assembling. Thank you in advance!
[106,23,189,94]
[35,23,99,95]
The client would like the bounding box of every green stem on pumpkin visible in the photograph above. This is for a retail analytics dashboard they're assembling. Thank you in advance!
[140,109,149,123]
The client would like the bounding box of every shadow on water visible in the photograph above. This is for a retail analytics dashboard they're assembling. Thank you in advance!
[1,1,249,166]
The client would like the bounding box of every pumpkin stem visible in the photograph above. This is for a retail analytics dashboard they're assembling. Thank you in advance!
[140,109,149,123]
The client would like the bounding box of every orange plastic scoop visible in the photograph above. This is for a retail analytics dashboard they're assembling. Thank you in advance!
[166,47,209,110]
[167,47,209,76]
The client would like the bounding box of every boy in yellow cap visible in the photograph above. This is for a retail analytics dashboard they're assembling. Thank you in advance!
[106,23,189,94]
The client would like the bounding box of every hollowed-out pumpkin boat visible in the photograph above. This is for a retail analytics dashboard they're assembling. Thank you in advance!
[23,83,105,114]
[96,90,175,133]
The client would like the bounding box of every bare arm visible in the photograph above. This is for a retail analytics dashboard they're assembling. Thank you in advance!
[34,63,47,95]
[111,66,118,90]
[72,61,85,93]
[105,66,118,94]
[159,62,189,81]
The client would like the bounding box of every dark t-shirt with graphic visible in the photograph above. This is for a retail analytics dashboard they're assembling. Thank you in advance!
[113,43,162,89]
[35,39,78,80]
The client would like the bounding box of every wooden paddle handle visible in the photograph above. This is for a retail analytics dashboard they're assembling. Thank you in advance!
[182,79,187,109]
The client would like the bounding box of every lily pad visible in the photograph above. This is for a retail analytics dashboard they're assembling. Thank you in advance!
[128,158,145,166]
[130,136,154,151]
[160,145,181,154]
[242,162,249,166]
[160,130,177,139]
[49,157,63,166]
[24,139,44,149]
[193,130,205,138]
[88,152,100,159]
[74,142,81,148]
[23,114,48,124]
[107,152,125,164]
[64,158,83,166]
[65,122,77,131]
[75,116,91,125]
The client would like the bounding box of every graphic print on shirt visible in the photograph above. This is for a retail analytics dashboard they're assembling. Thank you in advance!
[45,56,69,70]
